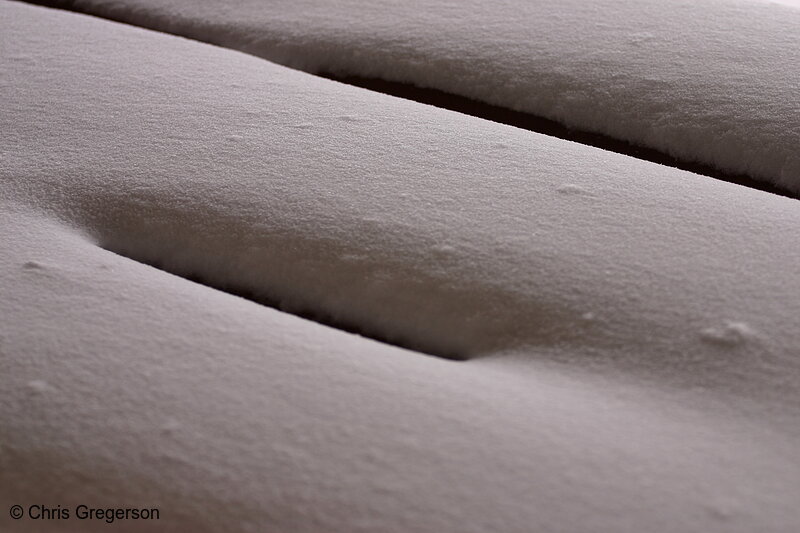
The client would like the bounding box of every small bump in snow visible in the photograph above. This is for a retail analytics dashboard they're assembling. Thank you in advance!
[22,261,44,270]
[700,321,756,347]
[432,244,456,254]
[26,379,51,394]
[556,184,590,195]
[161,419,182,435]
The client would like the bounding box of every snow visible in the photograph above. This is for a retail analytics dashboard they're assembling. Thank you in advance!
[1,1,800,532]
[700,321,758,347]
[41,0,800,192]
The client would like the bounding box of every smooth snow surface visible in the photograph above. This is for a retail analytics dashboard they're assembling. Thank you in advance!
[38,0,800,192]
[2,2,800,532]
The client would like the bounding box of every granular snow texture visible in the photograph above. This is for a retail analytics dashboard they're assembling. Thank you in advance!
[33,0,800,192]
[1,2,800,532]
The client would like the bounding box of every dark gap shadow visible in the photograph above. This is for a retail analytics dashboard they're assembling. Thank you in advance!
[321,74,796,200]
[102,247,464,361]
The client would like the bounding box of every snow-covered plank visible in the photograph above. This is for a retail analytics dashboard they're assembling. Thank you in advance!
[34,0,800,192]
[2,2,800,532]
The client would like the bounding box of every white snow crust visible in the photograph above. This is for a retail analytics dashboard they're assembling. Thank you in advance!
[45,0,800,192]
[2,2,800,532]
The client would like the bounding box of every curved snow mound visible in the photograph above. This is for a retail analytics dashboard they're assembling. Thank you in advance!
[43,0,800,192]
[2,3,800,533]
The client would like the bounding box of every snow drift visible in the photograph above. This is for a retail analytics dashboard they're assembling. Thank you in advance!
[2,2,799,532]
[33,0,800,192]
